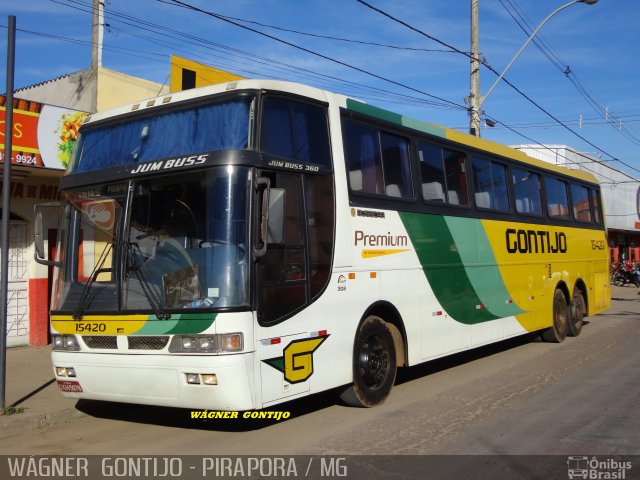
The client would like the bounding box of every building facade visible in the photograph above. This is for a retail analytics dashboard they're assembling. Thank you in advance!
[1,67,169,346]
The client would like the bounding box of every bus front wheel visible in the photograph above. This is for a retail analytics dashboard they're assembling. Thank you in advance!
[541,289,568,343]
[340,316,397,408]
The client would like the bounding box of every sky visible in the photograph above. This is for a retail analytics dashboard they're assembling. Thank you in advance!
[1,0,639,177]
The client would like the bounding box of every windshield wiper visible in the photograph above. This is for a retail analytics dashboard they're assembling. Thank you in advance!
[125,241,171,320]
[72,243,113,321]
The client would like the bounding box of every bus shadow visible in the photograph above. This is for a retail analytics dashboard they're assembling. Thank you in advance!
[395,332,541,386]
[74,388,342,432]
[75,325,595,431]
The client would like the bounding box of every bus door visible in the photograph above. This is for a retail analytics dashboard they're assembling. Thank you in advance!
[255,172,311,405]
[253,168,335,405]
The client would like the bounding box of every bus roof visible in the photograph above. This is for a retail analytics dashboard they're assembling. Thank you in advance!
[86,78,600,186]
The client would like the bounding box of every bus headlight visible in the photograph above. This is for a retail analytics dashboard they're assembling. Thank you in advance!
[219,333,243,352]
[52,334,80,351]
[169,333,242,353]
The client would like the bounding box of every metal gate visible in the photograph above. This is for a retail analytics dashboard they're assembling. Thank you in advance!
[4,221,29,345]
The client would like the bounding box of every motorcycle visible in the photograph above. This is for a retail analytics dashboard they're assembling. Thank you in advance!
[612,262,640,287]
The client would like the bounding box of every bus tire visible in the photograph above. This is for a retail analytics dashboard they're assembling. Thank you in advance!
[340,316,397,408]
[568,288,585,337]
[541,289,568,343]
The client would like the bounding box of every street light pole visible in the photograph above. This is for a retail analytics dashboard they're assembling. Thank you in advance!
[469,0,598,136]
[1,15,16,412]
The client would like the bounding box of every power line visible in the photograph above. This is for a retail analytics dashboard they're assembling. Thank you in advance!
[48,0,464,111]
[158,0,467,111]
[354,0,640,177]
[498,0,640,147]
[154,0,463,55]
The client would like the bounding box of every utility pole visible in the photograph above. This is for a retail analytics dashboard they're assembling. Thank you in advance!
[91,0,104,69]
[91,0,104,112]
[469,0,482,137]
[469,0,598,137]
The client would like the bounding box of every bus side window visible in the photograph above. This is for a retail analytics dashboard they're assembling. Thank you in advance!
[471,157,509,211]
[417,142,468,206]
[261,97,331,169]
[380,133,412,198]
[571,183,592,223]
[343,121,384,195]
[512,167,543,215]
[417,142,446,202]
[545,176,570,219]
[443,149,469,206]
[591,188,603,225]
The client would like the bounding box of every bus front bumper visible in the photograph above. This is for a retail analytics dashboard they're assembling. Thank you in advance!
[51,351,257,411]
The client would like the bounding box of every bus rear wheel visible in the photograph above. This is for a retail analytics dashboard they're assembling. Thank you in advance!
[568,288,585,337]
[340,316,397,408]
[541,289,568,343]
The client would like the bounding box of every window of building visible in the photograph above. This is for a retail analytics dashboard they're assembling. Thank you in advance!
[471,157,509,211]
[512,167,543,215]
[181,68,196,90]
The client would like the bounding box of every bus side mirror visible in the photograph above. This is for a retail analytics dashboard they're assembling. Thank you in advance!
[34,202,63,266]
[267,188,285,244]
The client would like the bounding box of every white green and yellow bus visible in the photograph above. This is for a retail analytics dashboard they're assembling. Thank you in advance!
[35,79,610,410]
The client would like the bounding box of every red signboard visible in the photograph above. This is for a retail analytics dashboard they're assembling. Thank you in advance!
[0,96,88,170]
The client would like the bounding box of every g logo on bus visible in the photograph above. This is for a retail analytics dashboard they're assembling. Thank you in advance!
[263,336,329,384]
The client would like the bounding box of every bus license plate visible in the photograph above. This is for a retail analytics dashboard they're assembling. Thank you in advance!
[57,380,83,393]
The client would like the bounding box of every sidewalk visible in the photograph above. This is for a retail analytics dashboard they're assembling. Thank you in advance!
[0,284,638,431]
[0,345,82,432]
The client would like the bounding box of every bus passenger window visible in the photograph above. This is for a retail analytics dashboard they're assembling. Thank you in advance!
[591,189,603,225]
[443,149,468,205]
[545,177,570,219]
[571,183,592,223]
[512,168,543,215]
[418,143,446,202]
[343,122,384,195]
[471,157,509,211]
[417,142,468,206]
[261,97,331,168]
[380,133,412,198]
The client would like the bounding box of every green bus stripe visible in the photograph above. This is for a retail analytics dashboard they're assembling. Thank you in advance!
[400,212,499,324]
[135,313,217,335]
[167,314,216,334]
[444,216,525,318]
[346,99,447,139]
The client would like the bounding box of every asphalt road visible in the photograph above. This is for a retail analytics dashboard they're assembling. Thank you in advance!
[1,286,638,457]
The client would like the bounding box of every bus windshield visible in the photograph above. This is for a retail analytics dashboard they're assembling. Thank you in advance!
[68,96,253,174]
[53,167,251,316]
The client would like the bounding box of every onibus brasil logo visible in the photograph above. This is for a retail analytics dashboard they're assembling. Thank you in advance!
[567,456,632,479]
[263,335,329,384]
